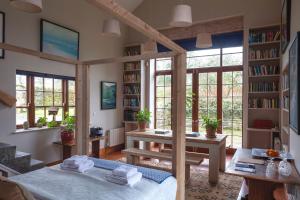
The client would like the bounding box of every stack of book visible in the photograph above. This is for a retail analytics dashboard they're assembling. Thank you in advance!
[249,48,279,60]
[249,31,280,44]
[249,64,279,76]
[249,82,278,92]
[124,74,140,82]
[249,98,279,109]
[124,85,140,94]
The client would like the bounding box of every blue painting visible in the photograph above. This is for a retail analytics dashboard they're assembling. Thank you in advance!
[101,82,117,110]
[41,19,79,59]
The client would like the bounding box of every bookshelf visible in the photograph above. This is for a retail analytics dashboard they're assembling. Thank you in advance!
[281,62,289,149]
[247,25,281,149]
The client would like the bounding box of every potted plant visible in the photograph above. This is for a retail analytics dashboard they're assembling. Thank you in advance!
[136,109,151,131]
[37,117,47,128]
[202,116,219,138]
[47,120,59,128]
[60,113,75,144]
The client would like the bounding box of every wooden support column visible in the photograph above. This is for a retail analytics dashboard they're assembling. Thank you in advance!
[172,53,187,200]
[75,64,90,155]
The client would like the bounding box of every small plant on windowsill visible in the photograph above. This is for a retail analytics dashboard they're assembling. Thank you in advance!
[47,120,59,128]
[136,109,151,132]
[37,117,47,128]
[202,116,220,138]
[60,113,75,144]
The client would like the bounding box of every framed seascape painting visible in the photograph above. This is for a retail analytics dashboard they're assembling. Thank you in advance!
[40,19,79,59]
[289,32,300,134]
[101,81,117,110]
[0,11,5,59]
[281,0,291,53]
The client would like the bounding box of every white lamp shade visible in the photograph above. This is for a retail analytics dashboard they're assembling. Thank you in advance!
[102,19,121,37]
[141,40,158,54]
[196,33,213,48]
[10,0,43,13]
[170,4,192,27]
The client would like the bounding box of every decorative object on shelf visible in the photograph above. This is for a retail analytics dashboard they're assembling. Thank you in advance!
[37,117,47,128]
[23,121,29,129]
[169,4,192,27]
[0,11,4,59]
[101,81,117,110]
[289,32,300,134]
[196,33,212,48]
[202,116,219,138]
[10,0,42,13]
[281,0,291,53]
[61,113,75,144]
[40,19,79,59]
[266,158,277,177]
[136,109,151,131]
[278,158,292,177]
[102,19,121,37]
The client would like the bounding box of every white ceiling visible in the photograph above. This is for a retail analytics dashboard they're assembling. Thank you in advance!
[114,0,144,12]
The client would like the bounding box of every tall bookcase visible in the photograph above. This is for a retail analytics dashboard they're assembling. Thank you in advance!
[281,61,289,150]
[123,45,145,132]
[247,25,281,149]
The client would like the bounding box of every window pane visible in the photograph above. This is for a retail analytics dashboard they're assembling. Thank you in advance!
[68,80,75,93]
[187,55,220,68]
[186,74,192,85]
[233,71,243,84]
[199,73,207,84]
[156,98,164,108]
[208,85,217,97]
[223,47,243,54]
[16,75,26,90]
[54,92,63,106]
[187,49,220,57]
[35,92,44,106]
[44,78,53,92]
[223,53,243,66]
[35,107,45,122]
[223,72,233,84]
[164,98,171,108]
[156,76,165,86]
[34,77,43,91]
[165,87,171,97]
[16,91,27,107]
[156,58,171,71]
[54,79,62,92]
[165,75,171,86]
[56,108,63,122]
[208,73,217,84]
[16,108,28,125]
[69,107,75,116]
[44,92,53,106]
[156,87,164,98]
[68,92,75,106]
[156,109,164,119]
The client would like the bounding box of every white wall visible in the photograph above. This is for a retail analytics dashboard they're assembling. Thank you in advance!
[0,0,125,164]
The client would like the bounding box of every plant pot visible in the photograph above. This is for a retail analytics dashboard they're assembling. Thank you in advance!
[61,130,74,144]
[138,121,147,131]
[37,123,43,128]
[205,127,217,138]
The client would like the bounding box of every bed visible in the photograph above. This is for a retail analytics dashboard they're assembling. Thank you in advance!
[9,160,177,200]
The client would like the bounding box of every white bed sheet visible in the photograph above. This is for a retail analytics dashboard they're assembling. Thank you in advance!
[10,165,177,200]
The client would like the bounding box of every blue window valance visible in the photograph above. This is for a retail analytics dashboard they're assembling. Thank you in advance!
[16,70,75,81]
[157,31,243,52]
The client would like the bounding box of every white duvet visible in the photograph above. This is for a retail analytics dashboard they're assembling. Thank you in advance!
[10,165,177,200]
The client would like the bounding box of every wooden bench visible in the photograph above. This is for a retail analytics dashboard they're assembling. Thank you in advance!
[160,148,209,159]
[122,148,203,183]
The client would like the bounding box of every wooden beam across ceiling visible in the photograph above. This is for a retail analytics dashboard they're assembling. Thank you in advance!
[85,0,186,54]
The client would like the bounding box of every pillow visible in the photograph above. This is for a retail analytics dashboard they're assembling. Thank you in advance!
[0,176,35,200]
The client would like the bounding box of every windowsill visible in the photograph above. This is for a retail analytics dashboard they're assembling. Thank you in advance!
[12,126,60,134]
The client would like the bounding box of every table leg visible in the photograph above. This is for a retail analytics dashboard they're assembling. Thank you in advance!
[209,145,220,184]
[219,142,226,172]
[247,178,282,200]
[91,140,100,158]
[126,137,134,163]
[62,146,72,160]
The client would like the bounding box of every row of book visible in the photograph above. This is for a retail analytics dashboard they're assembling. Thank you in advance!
[249,64,279,76]
[249,31,280,44]
[249,48,279,60]
[283,96,289,110]
[124,62,140,71]
[249,98,279,109]
[124,74,140,82]
[124,85,140,94]
[124,110,138,121]
[124,98,140,107]
[249,82,279,92]
[125,46,140,56]
[282,74,289,90]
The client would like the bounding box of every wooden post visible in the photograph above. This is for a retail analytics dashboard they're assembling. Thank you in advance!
[172,53,187,200]
[75,64,90,155]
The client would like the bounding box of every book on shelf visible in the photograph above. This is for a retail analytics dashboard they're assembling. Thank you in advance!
[249,30,280,44]
[124,62,140,71]
[249,64,279,76]
[125,46,140,56]
[124,110,138,121]
[249,81,279,92]
[124,74,140,82]
[249,48,279,60]
[249,98,279,109]
[124,98,140,107]
[124,85,140,94]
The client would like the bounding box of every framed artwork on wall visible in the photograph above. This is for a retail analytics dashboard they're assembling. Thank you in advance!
[101,81,117,110]
[0,11,5,59]
[281,0,291,53]
[40,19,80,59]
[289,32,300,135]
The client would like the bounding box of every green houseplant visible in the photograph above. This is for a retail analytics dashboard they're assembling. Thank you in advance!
[136,109,151,131]
[37,117,47,128]
[61,113,75,144]
[202,116,220,138]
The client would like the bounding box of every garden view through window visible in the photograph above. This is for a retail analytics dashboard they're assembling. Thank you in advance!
[154,47,243,148]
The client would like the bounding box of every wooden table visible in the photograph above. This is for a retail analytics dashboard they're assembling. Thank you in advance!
[225,148,300,200]
[126,129,227,184]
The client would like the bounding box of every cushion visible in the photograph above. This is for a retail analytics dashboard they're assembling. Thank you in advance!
[0,176,35,200]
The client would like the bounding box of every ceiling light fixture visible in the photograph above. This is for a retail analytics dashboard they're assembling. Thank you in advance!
[196,33,213,49]
[141,40,158,54]
[10,0,43,13]
[102,19,121,37]
[169,4,192,28]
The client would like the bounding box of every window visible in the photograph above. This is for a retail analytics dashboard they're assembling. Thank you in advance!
[15,71,75,128]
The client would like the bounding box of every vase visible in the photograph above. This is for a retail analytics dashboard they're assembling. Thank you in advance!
[138,121,147,131]
[61,131,74,144]
[205,127,216,138]
[278,158,292,176]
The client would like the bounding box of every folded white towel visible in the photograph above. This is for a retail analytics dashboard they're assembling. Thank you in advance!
[106,172,142,187]
[112,165,138,178]
[63,155,88,167]
[61,159,94,173]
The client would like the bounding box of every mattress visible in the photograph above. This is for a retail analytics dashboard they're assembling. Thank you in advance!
[10,165,177,200]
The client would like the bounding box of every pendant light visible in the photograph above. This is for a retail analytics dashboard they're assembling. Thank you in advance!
[102,19,121,37]
[10,0,43,13]
[141,40,158,54]
[170,4,192,27]
[196,33,213,49]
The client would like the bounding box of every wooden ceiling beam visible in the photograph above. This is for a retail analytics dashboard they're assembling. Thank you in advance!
[83,51,176,65]
[85,0,186,54]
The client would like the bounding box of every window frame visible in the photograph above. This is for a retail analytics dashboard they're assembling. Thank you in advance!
[16,71,75,129]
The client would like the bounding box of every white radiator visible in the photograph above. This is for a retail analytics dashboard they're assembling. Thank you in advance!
[108,127,125,147]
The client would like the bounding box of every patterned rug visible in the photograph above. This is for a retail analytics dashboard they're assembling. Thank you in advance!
[120,158,242,200]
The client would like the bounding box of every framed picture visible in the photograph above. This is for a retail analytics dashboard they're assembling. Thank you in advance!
[0,11,5,59]
[40,19,79,59]
[289,32,300,134]
[281,0,291,53]
[101,81,117,110]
